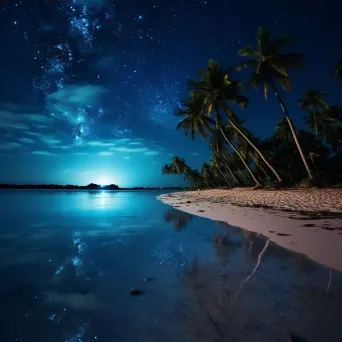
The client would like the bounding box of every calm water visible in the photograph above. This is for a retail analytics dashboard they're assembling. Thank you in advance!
[0,190,342,342]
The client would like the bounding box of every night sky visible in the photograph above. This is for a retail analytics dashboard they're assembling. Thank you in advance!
[0,0,340,187]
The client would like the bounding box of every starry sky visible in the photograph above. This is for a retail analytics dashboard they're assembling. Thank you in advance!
[0,0,340,187]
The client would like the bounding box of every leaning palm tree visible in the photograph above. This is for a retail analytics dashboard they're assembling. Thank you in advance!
[200,163,213,187]
[274,116,293,144]
[177,91,261,187]
[170,156,189,176]
[298,89,328,137]
[219,123,261,187]
[176,92,214,140]
[236,27,314,180]
[190,60,282,182]
[161,164,173,175]
[209,132,240,184]
[315,106,342,151]
[209,156,232,187]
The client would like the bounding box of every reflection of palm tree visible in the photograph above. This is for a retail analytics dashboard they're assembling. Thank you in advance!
[163,208,192,231]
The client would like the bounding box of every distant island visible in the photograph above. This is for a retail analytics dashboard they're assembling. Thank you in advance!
[0,183,183,191]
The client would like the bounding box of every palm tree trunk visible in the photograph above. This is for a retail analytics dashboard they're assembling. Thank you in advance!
[270,83,314,180]
[222,105,282,182]
[216,151,240,185]
[216,166,232,187]
[218,125,262,187]
[239,170,247,183]
[250,153,270,179]
[313,110,318,138]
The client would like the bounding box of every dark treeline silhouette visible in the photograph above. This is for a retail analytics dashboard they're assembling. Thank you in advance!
[0,183,184,190]
[0,183,120,190]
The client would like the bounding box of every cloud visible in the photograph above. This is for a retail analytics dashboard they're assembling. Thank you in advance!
[18,138,35,144]
[110,147,148,153]
[24,114,52,123]
[25,132,62,146]
[47,85,107,123]
[114,138,131,144]
[128,141,143,146]
[40,136,62,145]
[0,103,52,131]
[50,145,71,150]
[144,151,160,156]
[124,156,131,160]
[98,151,114,156]
[88,141,115,147]
[73,152,89,156]
[32,151,58,156]
[0,111,29,130]
[0,142,22,150]
[190,152,199,156]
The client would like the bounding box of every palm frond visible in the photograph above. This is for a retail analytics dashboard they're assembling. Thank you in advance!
[238,46,260,58]
[268,36,291,54]
[257,27,269,54]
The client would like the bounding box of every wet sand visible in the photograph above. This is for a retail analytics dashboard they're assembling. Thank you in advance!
[158,188,342,271]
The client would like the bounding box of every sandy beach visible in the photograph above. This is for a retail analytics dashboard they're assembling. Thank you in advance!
[158,188,342,271]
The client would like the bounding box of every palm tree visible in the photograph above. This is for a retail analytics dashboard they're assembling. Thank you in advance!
[200,163,213,187]
[209,132,240,184]
[237,27,314,180]
[161,164,172,175]
[298,89,328,137]
[190,60,282,182]
[177,91,261,187]
[274,116,293,143]
[170,156,189,176]
[219,124,262,187]
[209,156,232,187]
[176,92,214,139]
[310,106,342,150]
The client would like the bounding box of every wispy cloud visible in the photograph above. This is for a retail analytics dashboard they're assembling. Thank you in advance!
[73,152,89,156]
[25,132,63,146]
[46,85,107,124]
[18,137,35,144]
[111,146,148,153]
[0,142,22,150]
[124,156,131,160]
[190,152,199,156]
[32,151,58,156]
[0,104,53,131]
[50,145,71,150]
[98,151,114,156]
[88,141,115,147]
[144,150,160,156]
[128,141,143,146]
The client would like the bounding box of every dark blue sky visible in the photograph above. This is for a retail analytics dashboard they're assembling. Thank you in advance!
[0,0,341,186]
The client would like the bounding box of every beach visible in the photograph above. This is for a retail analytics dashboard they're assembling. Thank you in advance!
[158,188,342,271]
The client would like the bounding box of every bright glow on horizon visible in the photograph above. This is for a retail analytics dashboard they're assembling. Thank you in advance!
[95,176,112,186]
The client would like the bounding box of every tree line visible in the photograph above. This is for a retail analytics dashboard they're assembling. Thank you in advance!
[162,27,342,189]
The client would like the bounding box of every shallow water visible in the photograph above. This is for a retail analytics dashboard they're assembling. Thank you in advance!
[0,190,341,342]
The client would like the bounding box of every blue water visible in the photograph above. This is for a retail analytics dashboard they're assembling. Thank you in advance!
[0,190,341,342]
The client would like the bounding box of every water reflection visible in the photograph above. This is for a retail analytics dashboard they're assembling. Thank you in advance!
[0,190,342,342]
[163,208,193,231]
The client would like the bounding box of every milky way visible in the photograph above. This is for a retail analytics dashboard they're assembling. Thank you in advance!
[1,0,340,186]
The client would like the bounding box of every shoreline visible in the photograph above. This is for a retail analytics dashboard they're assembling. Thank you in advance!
[158,188,342,272]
